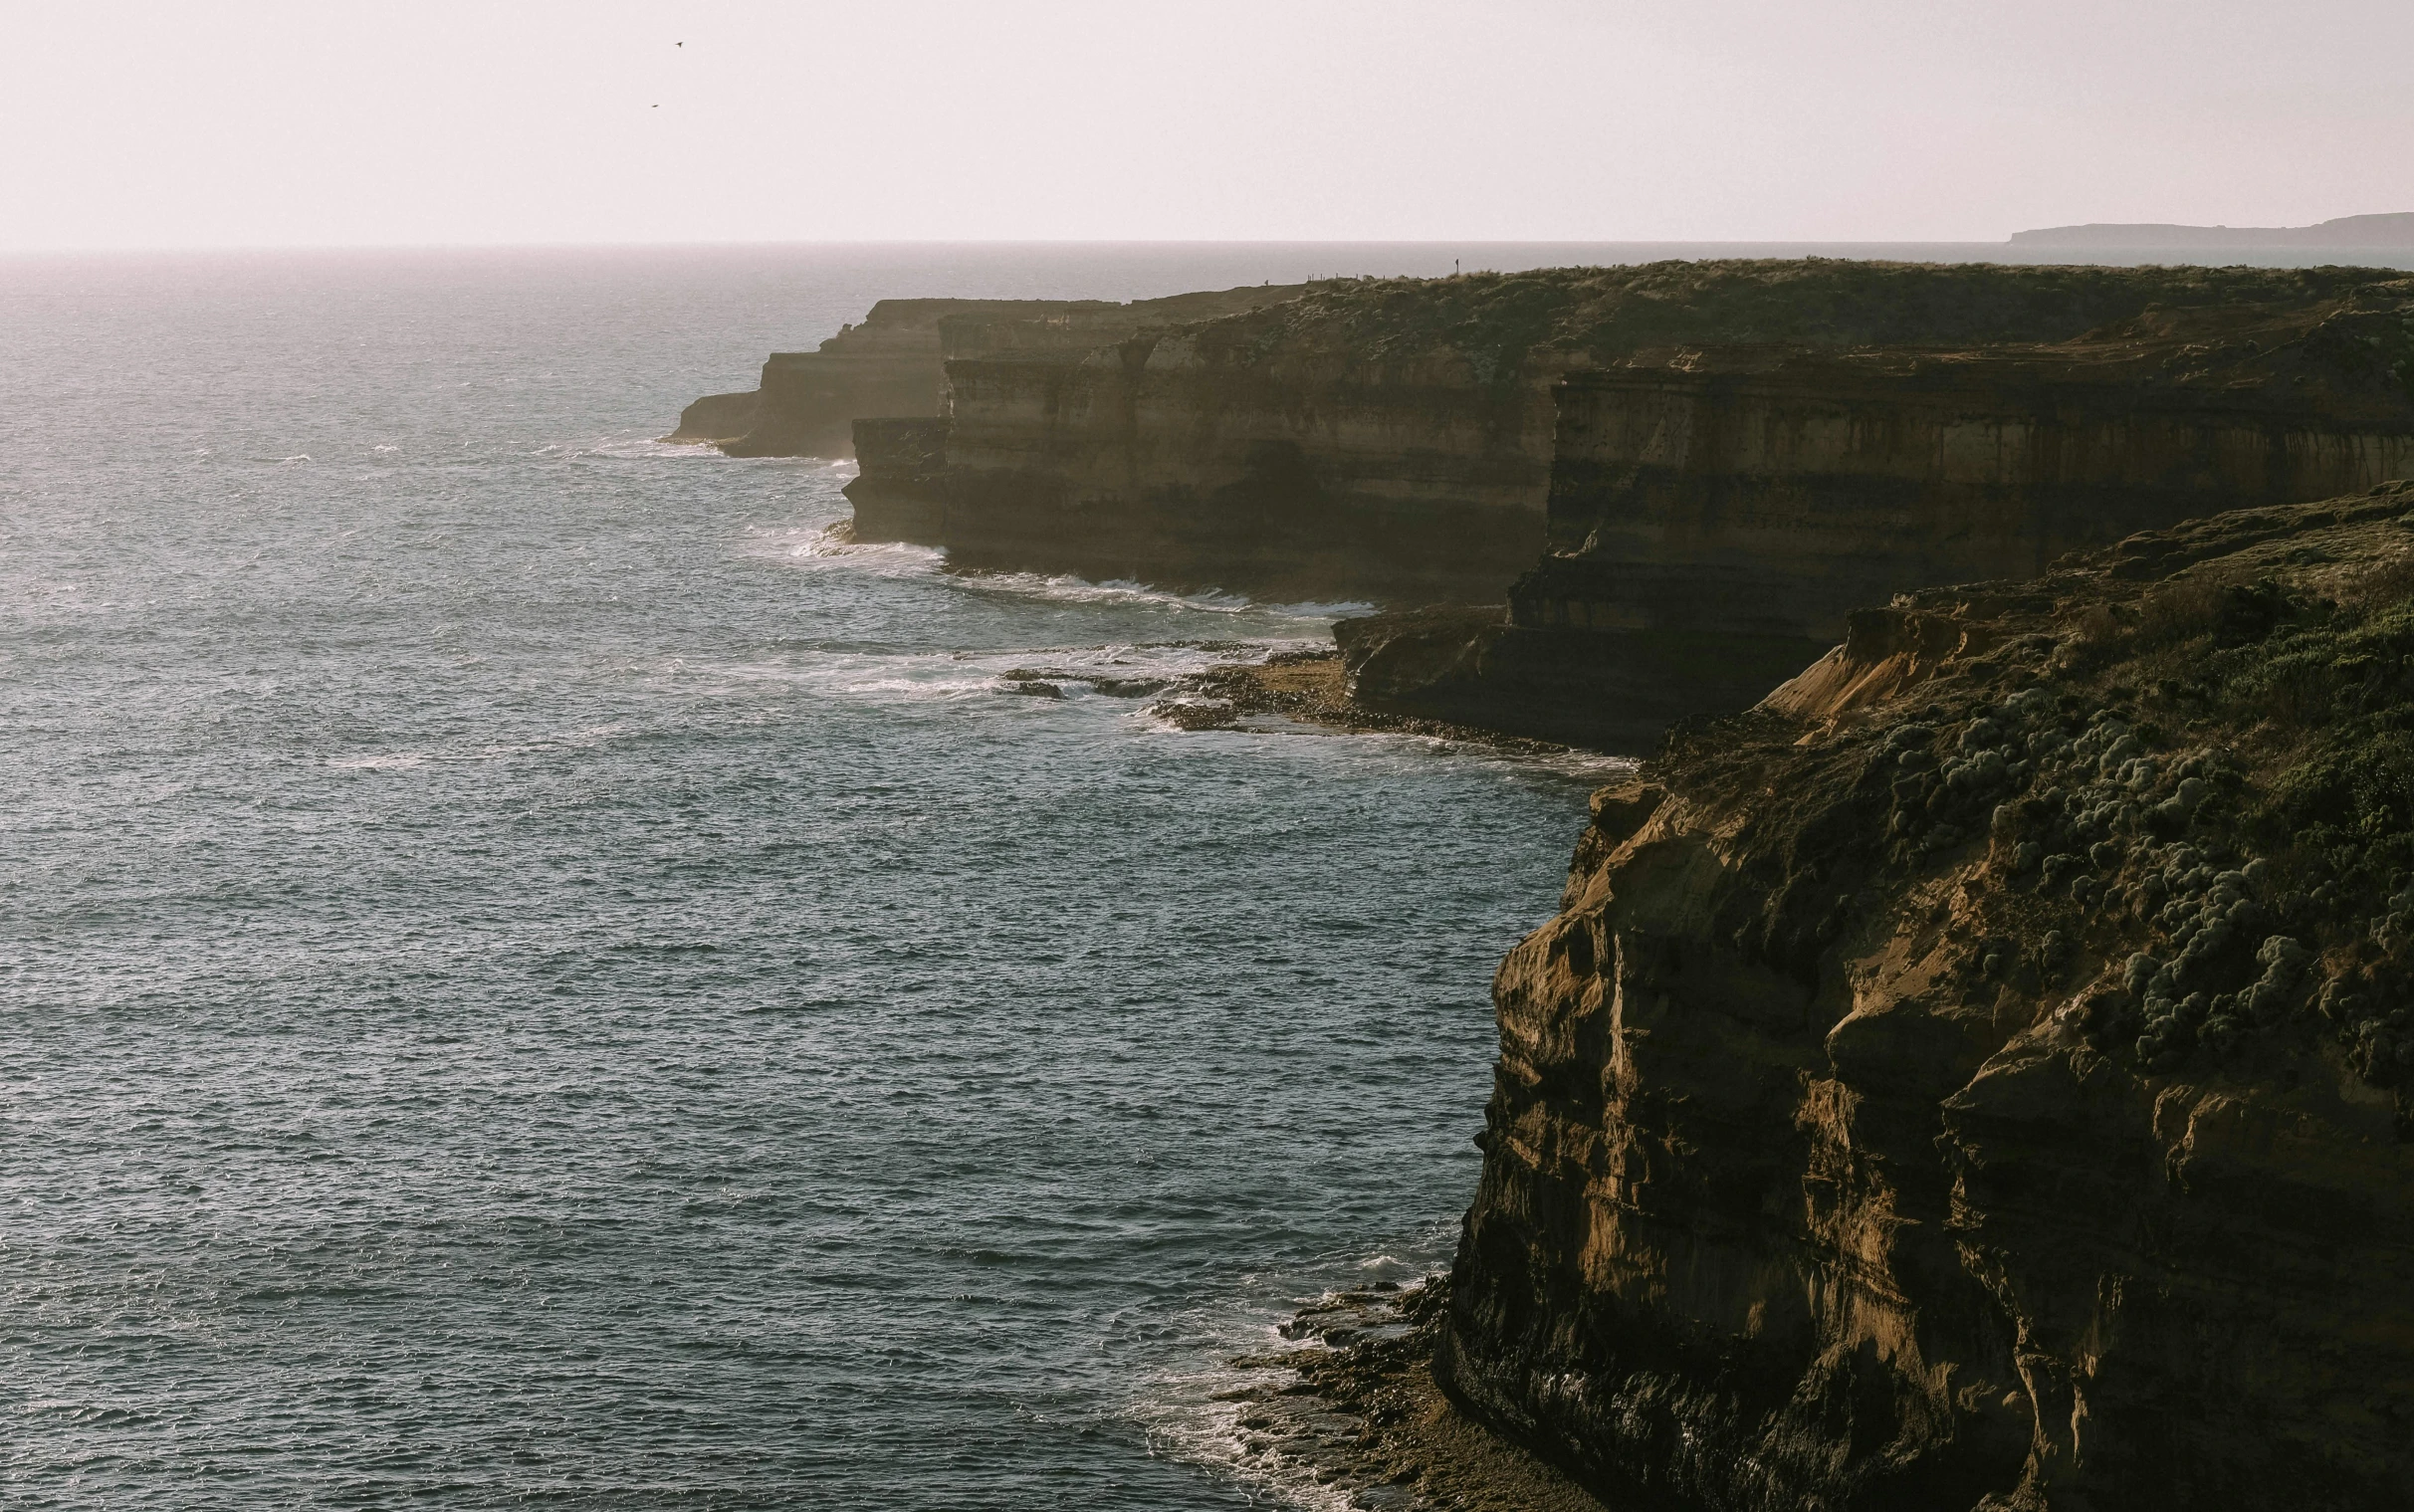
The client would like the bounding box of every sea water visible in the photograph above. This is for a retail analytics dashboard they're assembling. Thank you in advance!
[0,245,1638,1509]
[24,238,2389,1507]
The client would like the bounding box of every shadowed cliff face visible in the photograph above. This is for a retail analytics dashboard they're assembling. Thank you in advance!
[671,286,1304,458]
[914,330,1552,602]
[1441,486,2414,1510]
[1530,293,2414,639]
[1340,278,2414,750]
[852,261,2414,619]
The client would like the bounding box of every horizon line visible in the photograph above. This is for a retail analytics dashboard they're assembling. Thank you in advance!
[0,234,2047,258]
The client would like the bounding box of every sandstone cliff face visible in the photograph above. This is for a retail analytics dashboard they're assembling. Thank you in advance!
[1348,282,2414,750]
[1531,296,2414,641]
[1439,486,2414,1509]
[673,285,1302,458]
[852,262,2414,612]
[917,331,1552,602]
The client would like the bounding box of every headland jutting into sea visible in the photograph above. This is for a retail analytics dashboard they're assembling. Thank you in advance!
[679,243,2414,1509]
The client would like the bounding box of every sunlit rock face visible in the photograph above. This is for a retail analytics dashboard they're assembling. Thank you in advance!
[1440,489,2414,1510]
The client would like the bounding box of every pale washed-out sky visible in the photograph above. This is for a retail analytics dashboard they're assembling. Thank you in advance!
[3,0,2408,250]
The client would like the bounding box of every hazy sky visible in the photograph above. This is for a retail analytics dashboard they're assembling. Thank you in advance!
[6,0,2409,250]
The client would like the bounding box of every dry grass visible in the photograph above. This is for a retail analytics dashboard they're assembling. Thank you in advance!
[2341,551,2414,609]
[2134,573,2229,645]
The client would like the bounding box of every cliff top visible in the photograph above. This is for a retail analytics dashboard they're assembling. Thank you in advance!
[1649,479,2414,1125]
[849,283,1307,337]
[1556,287,2414,422]
[1175,260,2414,390]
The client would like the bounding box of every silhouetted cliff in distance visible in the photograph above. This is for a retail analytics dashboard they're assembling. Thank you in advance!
[2011,212,2414,248]
[668,285,1304,458]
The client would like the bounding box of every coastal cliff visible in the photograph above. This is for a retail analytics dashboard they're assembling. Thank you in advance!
[1438,486,2414,1509]
[1346,274,2414,749]
[850,261,2414,613]
[670,286,1300,458]
[900,324,1553,602]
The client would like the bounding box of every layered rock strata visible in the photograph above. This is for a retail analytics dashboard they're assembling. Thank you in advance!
[1438,485,2414,1510]
[672,285,1302,457]
[1350,283,2414,750]
[887,330,1554,602]
[848,262,2414,614]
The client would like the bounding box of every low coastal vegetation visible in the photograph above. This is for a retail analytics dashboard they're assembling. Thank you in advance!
[1838,486,2414,1097]
[1198,260,2414,394]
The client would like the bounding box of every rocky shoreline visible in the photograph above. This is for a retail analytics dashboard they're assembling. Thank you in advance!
[983,489,2414,1507]
[686,265,2414,1507]
[1193,485,2414,1511]
[1142,649,1577,758]
[1223,1280,1606,1512]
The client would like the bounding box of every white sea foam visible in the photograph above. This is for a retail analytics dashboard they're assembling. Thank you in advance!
[1133,1235,1456,1510]
[1144,702,1647,783]
[953,570,1370,625]
[577,433,862,469]
[731,639,1298,714]
[774,520,1370,627]
[779,527,947,577]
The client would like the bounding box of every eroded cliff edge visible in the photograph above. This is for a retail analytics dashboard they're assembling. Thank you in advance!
[1345,271,2414,749]
[874,261,2414,603]
[844,260,2414,691]
[1441,486,2414,1509]
[670,285,1302,457]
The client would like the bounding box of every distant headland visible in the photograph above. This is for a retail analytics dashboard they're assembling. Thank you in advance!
[2010,210,2414,247]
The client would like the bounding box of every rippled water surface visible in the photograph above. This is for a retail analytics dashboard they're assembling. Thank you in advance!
[0,247,1617,1508]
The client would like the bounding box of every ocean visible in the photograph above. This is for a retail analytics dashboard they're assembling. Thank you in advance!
[0,244,1632,1510]
[11,238,2404,1508]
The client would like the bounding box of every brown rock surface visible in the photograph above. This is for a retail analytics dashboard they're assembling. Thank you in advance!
[849,262,2414,681]
[1226,1281,1611,1512]
[1439,484,2414,1509]
[1351,279,2414,750]
[672,286,1302,458]
[1142,647,1579,756]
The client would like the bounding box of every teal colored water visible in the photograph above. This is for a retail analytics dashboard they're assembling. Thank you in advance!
[0,246,1626,1508]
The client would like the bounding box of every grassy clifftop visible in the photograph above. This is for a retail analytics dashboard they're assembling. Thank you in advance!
[1695,480,2414,1102]
[1184,260,2414,395]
